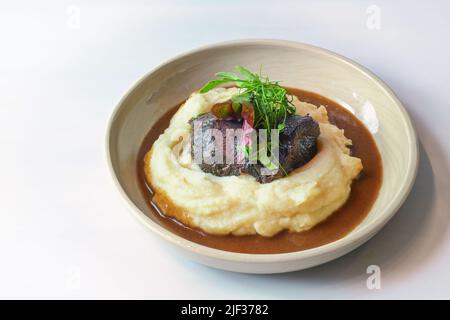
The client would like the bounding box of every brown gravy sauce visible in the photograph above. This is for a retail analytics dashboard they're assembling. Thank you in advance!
[137,88,383,254]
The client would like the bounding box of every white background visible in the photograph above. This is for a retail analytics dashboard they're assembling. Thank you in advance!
[1,0,449,299]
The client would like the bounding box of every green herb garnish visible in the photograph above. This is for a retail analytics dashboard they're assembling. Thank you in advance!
[200,66,294,174]
[200,66,296,132]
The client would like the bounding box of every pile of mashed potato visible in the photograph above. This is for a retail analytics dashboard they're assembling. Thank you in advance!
[145,88,363,237]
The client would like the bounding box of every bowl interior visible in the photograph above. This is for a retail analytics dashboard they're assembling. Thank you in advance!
[107,40,416,252]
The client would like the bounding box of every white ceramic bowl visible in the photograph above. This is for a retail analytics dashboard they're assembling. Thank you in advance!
[106,40,418,274]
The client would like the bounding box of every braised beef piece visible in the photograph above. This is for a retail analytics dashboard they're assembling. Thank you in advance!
[189,113,320,183]
[243,163,284,184]
[190,113,245,176]
[279,115,320,170]
[244,115,320,183]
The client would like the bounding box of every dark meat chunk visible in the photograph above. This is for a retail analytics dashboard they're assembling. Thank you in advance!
[190,113,244,176]
[190,113,320,183]
[245,115,320,183]
[244,163,284,184]
[279,115,320,170]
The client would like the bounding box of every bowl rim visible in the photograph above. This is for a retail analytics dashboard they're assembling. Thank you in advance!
[105,39,419,263]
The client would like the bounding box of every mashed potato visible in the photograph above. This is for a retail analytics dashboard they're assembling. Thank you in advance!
[145,88,362,237]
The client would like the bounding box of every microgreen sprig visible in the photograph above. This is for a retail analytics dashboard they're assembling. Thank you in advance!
[200,66,294,174]
[200,66,296,132]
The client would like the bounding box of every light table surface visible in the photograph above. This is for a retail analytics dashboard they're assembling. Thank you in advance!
[1,0,449,299]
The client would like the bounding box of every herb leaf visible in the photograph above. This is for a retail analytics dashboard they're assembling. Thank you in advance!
[199,79,231,93]
[215,72,241,81]
[235,65,259,81]
[199,66,296,132]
